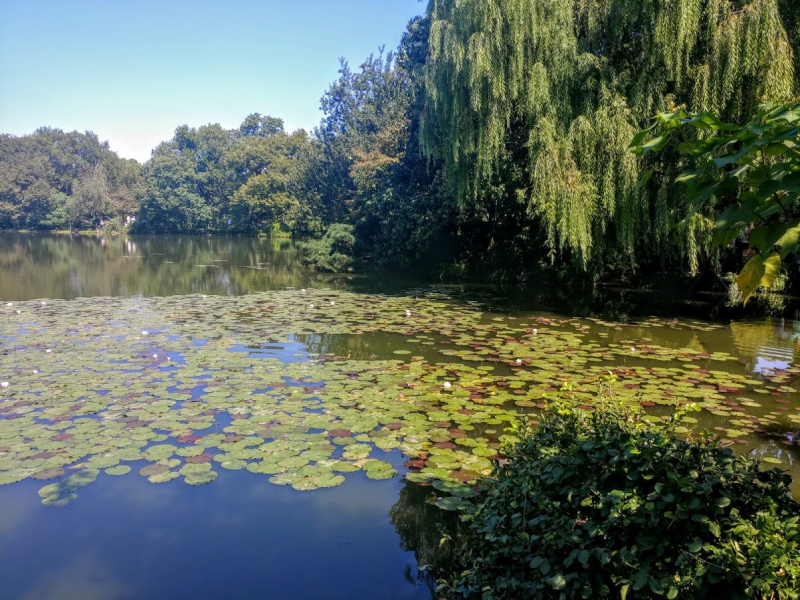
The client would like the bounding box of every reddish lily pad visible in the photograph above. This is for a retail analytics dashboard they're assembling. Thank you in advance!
[186,453,214,464]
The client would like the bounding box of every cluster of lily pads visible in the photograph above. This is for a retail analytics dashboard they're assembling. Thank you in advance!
[0,290,798,507]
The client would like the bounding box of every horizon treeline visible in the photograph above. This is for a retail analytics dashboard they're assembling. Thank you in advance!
[2,0,799,278]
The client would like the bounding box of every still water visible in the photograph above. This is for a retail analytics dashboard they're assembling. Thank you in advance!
[1,231,800,600]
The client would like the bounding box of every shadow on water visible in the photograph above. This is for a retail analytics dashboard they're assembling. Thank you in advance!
[389,481,462,599]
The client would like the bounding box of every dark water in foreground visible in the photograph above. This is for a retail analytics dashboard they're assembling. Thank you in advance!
[1,231,800,599]
[0,468,430,600]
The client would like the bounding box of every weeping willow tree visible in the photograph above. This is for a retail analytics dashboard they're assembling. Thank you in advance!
[420,0,797,274]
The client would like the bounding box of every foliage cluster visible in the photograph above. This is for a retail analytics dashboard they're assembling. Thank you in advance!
[441,402,800,599]
[3,1,799,280]
[420,0,798,277]
[135,117,322,235]
[0,128,140,230]
[632,102,800,305]
[299,223,355,273]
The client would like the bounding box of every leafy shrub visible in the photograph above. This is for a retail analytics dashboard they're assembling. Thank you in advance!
[441,402,800,599]
[101,216,125,236]
[299,223,355,272]
[631,103,800,306]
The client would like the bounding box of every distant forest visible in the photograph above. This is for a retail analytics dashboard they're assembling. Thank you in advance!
[2,1,799,280]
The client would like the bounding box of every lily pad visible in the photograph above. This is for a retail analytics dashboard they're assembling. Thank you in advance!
[434,496,471,511]
[184,470,218,486]
[105,465,131,476]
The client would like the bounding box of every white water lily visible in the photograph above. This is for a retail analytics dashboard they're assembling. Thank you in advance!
[516,359,522,364]
[142,331,149,336]
[45,349,51,353]
[33,370,38,374]
[5,303,11,306]
[405,310,411,317]
[532,329,538,335]
[15,310,21,314]
[153,354,158,359]
[443,381,452,389]
[330,301,335,305]
[631,347,636,352]
[1,382,8,388]
[41,301,46,305]
[309,304,315,308]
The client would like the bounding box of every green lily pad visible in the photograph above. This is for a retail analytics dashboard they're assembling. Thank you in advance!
[184,470,218,485]
[148,470,180,484]
[435,496,471,511]
[365,468,398,480]
[105,465,131,476]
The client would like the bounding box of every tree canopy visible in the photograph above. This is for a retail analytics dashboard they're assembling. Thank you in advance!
[2,1,797,283]
[0,128,140,229]
[420,0,798,274]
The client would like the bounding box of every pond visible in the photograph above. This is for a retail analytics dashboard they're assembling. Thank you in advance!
[1,231,800,599]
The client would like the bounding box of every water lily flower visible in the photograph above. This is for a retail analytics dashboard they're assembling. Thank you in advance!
[33,370,38,374]
[45,349,51,353]
[41,301,46,305]
[142,331,149,336]
[516,359,522,364]
[443,381,452,389]
[1,382,8,388]
[153,354,158,359]
[15,310,21,314]
[406,310,411,317]
[330,301,335,305]
[201,295,207,299]
[309,304,315,308]
[5,303,11,306]
[532,329,538,335]
[631,347,636,352]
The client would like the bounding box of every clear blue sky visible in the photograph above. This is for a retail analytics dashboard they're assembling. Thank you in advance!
[0,0,425,162]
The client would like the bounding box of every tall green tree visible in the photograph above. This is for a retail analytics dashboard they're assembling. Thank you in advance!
[239,113,284,138]
[0,128,139,230]
[312,17,452,267]
[227,130,315,232]
[137,123,238,232]
[420,0,797,275]
[137,146,212,232]
[68,164,112,226]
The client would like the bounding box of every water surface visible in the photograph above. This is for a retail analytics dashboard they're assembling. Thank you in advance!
[1,231,800,600]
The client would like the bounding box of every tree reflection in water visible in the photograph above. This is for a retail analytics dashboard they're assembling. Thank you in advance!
[389,480,462,599]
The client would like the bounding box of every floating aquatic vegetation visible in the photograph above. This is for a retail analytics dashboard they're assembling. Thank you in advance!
[0,290,798,507]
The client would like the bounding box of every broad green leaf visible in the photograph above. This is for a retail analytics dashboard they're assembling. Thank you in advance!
[639,135,669,155]
[773,219,800,258]
[715,197,760,230]
[636,167,654,190]
[548,574,566,590]
[712,227,740,248]
[758,172,800,198]
[685,180,721,206]
[674,167,704,184]
[713,142,757,169]
[748,222,787,252]
[736,252,782,306]
[629,129,652,148]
